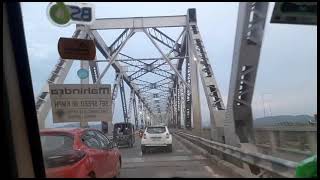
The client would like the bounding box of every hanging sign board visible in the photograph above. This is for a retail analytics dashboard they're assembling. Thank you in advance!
[49,84,112,123]
[58,37,96,60]
[271,2,317,25]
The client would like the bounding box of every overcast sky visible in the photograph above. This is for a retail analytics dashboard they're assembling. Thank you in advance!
[21,2,317,128]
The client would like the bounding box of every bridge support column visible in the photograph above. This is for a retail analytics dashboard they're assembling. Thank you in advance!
[80,56,90,128]
[269,131,279,153]
[187,22,202,136]
[307,131,317,154]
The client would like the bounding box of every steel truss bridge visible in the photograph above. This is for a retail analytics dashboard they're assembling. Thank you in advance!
[34,2,316,178]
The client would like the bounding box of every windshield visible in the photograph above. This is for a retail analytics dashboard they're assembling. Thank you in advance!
[114,124,132,135]
[6,2,316,178]
[146,127,166,134]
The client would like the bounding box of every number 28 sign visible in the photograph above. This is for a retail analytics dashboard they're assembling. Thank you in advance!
[47,2,95,27]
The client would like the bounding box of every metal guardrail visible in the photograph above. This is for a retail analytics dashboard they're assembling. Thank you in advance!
[174,131,299,178]
[256,144,313,156]
[254,126,317,132]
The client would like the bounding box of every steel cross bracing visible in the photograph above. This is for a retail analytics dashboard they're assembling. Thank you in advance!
[36,9,228,137]
[89,25,186,122]
[89,29,154,116]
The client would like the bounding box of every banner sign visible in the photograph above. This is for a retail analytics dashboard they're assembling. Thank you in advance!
[49,84,112,123]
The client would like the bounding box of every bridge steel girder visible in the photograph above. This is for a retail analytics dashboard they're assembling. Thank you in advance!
[224,2,269,147]
[132,95,139,129]
[79,30,91,128]
[176,72,182,129]
[186,20,203,134]
[119,75,129,123]
[223,2,269,174]
[184,46,192,129]
[111,73,121,116]
[127,88,135,123]
[187,15,226,142]
[90,15,187,30]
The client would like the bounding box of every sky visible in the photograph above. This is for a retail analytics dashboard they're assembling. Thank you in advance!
[20,2,317,128]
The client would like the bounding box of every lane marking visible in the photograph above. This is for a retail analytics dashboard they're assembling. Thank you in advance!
[204,166,221,178]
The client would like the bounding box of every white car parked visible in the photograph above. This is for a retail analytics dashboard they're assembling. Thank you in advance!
[141,126,172,153]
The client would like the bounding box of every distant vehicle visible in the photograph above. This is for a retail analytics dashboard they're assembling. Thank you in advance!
[113,122,135,148]
[141,125,172,153]
[40,128,121,178]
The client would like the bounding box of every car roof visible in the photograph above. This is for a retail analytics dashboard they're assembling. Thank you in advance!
[40,128,99,136]
[147,126,167,128]
[114,122,134,125]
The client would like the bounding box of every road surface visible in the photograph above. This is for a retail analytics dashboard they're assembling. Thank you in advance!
[118,134,233,178]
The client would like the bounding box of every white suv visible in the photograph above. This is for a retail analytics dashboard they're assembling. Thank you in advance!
[141,126,172,153]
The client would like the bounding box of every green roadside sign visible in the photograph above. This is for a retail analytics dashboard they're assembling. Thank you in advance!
[47,2,95,27]
[48,2,71,26]
[271,2,317,25]
[295,155,317,178]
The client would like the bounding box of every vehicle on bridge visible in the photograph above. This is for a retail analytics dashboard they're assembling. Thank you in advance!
[141,125,172,153]
[40,128,121,178]
[113,122,135,148]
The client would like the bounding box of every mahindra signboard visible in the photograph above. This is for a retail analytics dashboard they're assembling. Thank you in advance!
[49,84,112,123]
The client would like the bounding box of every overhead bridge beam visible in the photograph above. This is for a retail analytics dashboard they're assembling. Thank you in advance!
[90,15,187,30]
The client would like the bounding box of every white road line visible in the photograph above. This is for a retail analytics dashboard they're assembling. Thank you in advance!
[204,166,221,178]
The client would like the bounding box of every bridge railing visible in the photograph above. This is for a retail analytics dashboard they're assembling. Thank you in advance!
[174,131,298,178]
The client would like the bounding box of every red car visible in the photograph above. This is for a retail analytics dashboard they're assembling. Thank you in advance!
[40,128,121,178]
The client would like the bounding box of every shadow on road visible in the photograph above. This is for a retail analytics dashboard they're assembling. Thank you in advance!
[142,148,171,155]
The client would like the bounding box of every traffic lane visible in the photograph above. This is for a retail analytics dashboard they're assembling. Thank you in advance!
[118,135,228,178]
[119,134,192,158]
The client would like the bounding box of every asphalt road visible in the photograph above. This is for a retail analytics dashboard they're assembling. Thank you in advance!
[118,134,232,178]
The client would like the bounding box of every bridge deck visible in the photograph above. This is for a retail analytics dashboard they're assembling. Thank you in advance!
[118,135,233,178]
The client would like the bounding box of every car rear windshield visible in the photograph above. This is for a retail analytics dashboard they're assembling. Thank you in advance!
[40,135,74,153]
[146,127,166,134]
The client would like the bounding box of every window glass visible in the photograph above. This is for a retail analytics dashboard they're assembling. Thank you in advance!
[95,131,110,148]
[40,135,74,153]
[82,131,100,149]
[147,127,166,134]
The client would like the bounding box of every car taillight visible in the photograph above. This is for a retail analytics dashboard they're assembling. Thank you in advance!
[143,134,147,139]
[166,133,170,139]
[44,150,86,168]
